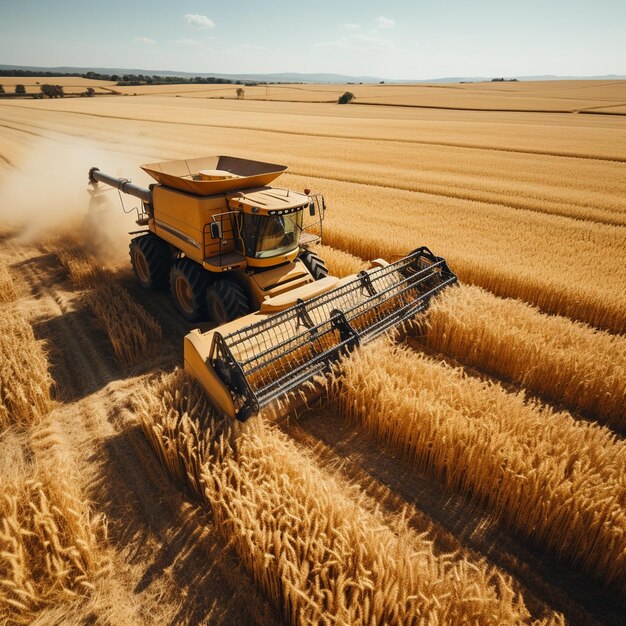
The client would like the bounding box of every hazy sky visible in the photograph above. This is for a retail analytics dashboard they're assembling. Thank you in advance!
[1,0,624,78]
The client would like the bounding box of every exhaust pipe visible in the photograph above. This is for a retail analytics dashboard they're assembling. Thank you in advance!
[88,167,152,204]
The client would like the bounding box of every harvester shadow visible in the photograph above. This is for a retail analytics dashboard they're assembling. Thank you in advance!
[32,309,119,402]
[117,273,215,349]
[291,409,625,626]
[92,423,275,626]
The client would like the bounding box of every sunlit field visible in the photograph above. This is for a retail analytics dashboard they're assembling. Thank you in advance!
[0,80,624,625]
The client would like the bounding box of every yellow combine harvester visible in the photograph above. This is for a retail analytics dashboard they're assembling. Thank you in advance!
[89,156,457,421]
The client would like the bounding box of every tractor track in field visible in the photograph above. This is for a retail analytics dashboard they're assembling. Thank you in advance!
[3,239,280,626]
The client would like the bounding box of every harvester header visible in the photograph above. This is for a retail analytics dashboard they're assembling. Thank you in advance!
[88,155,457,421]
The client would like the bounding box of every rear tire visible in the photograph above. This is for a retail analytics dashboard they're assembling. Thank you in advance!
[299,250,328,281]
[169,259,208,321]
[206,279,250,325]
[129,235,171,289]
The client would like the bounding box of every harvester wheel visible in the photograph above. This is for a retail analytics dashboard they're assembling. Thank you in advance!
[169,259,208,321]
[206,279,250,325]
[299,250,328,281]
[129,235,171,290]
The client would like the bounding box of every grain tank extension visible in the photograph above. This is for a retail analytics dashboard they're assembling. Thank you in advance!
[88,156,457,421]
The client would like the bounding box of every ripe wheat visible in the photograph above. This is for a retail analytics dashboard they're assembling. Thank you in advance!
[0,427,108,624]
[0,264,18,303]
[56,245,108,289]
[54,243,162,368]
[311,243,367,277]
[136,371,563,625]
[422,285,626,428]
[333,341,626,594]
[7,92,624,331]
[84,282,162,369]
[311,175,626,334]
[0,314,52,428]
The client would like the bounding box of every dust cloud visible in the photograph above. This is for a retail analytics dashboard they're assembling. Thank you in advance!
[0,139,154,264]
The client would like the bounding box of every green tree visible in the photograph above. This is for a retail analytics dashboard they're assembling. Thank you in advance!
[338,91,355,104]
[41,84,62,98]
[15,84,26,95]
[0,85,4,94]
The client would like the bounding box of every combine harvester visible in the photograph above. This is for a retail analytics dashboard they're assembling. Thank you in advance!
[89,156,457,421]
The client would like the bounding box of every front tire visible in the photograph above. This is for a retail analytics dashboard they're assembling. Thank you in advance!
[169,259,208,321]
[129,235,171,289]
[299,249,328,281]
[206,279,250,325]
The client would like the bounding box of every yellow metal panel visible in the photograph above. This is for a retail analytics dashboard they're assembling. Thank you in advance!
[152,185,230,262]
[142,155,287,196]
[184,330,236,419]
[259,277,340,313]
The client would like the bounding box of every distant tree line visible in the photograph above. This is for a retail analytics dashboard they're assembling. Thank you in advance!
[0,83,96,98]
[115,74,240,86]
[0,69,285,88]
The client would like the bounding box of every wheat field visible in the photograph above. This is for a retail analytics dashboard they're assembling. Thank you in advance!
[0,79,624,624]
[333,341,626,593]
[136,370,564,626]
[422,284,626,428]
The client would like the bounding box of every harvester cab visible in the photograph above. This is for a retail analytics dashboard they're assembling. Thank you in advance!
[88,156,457,422]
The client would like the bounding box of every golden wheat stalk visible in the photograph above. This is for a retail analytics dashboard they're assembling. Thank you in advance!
[332,340,626,594]
[0,314,52,429]
[310,244,367,277]
[422,284,626,428]
[0,264,19,304]
[52,240,162,369]
[135,370,563,625]
[0,425,109,623]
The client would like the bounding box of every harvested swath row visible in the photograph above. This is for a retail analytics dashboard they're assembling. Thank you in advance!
[55,244,162,368]
[0,264,19,304]
[83,283,162,369]
[0,313,52,429]
[333,341,626,594]
[310,243,368,277]
[136,371,562,626]
[55,245,108,290]
[423,285,626,429]
[0,426,109,624]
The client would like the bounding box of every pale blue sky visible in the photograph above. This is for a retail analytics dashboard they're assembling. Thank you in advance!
[1,0,624,78]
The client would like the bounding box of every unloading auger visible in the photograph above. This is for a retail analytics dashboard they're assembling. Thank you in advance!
[88,156,457,421]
